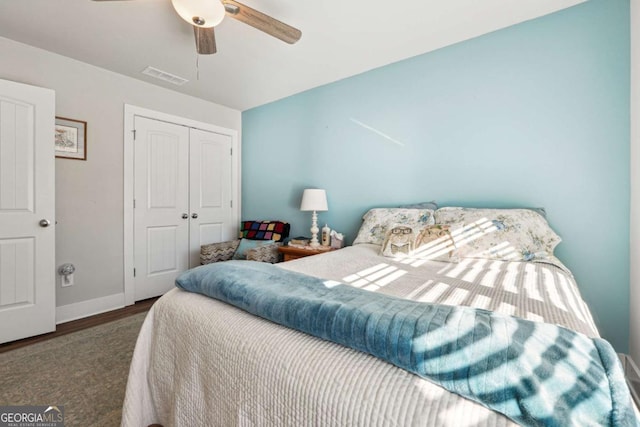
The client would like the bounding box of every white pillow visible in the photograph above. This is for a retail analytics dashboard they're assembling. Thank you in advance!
[434,207,561,261]
[353,208,435,246]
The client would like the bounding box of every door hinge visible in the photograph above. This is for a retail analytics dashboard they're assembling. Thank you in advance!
[230,200,233,208]
[133,199,136,208]
[230,148,233,156]
[133,268,136,277]
[132,129,137,140]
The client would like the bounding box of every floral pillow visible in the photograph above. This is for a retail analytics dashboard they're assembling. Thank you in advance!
[433,207,561,261]
[380,224,456,262]
[398,200,438,210]
[353,208,435,246]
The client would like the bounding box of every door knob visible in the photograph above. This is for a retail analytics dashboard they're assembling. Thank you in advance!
[191,213,198,219]
[182,213,188,219]
[39,219,51,227]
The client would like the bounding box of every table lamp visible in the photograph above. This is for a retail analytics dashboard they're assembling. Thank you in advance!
[300,189,328,247]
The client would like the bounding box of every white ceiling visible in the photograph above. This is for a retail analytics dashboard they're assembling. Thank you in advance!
[0,0,585,111]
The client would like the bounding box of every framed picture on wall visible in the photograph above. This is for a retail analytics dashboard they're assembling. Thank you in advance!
[55,117,87,160]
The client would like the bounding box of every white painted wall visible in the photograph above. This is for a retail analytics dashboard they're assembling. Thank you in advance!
[630,0,640,363]
[0,36,241,311]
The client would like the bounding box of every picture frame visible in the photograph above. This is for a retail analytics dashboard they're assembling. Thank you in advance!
[55,117,87,160]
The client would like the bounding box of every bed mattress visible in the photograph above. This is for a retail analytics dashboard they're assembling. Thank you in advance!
[121,244,601,426]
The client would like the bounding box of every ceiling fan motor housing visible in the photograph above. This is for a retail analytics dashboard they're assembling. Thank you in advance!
[171,0,225,28]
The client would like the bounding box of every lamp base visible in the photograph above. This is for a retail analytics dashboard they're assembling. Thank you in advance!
[309,210,320,247]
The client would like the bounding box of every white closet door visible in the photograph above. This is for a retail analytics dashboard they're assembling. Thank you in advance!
[133,116,189,300]
[189,128,235,268]
[0,79,55,343]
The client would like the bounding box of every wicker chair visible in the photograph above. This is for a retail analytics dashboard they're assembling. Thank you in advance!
[200,220,290,265]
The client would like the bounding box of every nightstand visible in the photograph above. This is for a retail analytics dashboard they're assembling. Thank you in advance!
[278,245,336,262]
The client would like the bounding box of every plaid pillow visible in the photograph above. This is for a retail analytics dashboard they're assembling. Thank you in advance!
[240,221,290,242]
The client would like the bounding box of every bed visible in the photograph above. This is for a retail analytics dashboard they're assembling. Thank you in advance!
[121,207,639,426]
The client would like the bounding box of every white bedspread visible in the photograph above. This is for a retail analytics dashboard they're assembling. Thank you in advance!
[122,244,599,427]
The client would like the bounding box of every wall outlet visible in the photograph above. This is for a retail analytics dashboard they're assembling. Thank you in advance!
[61,273,74,287]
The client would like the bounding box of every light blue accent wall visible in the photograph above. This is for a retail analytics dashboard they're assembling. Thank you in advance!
[242,0,630,350]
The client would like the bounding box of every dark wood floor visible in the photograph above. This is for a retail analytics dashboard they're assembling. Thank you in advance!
[0,297,158,354]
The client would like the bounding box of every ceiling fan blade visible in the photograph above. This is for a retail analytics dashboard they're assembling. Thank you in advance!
[194,26,217,54]
[223,0,301,45]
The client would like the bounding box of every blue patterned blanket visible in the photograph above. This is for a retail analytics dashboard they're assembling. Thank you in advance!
[176,261,639,426]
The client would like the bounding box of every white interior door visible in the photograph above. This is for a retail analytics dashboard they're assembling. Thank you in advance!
[189,128,235,268]
[0,79,55,344]
[134,116,189,301]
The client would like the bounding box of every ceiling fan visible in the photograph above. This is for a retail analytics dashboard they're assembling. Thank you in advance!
[92,0,301,55]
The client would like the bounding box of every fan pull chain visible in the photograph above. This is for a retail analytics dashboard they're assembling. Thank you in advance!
[195,27,200,80]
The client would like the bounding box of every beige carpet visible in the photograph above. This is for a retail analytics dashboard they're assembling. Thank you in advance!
[0,312,147,427]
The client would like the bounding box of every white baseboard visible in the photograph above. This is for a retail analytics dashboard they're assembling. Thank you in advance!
[56,293,125,324]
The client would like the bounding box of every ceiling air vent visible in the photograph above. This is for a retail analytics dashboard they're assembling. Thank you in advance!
[141,66,189,86]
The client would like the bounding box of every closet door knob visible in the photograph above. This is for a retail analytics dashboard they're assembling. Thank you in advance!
[182,213,188,219]
[39,219,51,227]
[191,213,198,219]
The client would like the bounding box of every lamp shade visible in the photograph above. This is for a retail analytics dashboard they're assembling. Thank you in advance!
[171,0,226,28]
[300,189,328,212]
